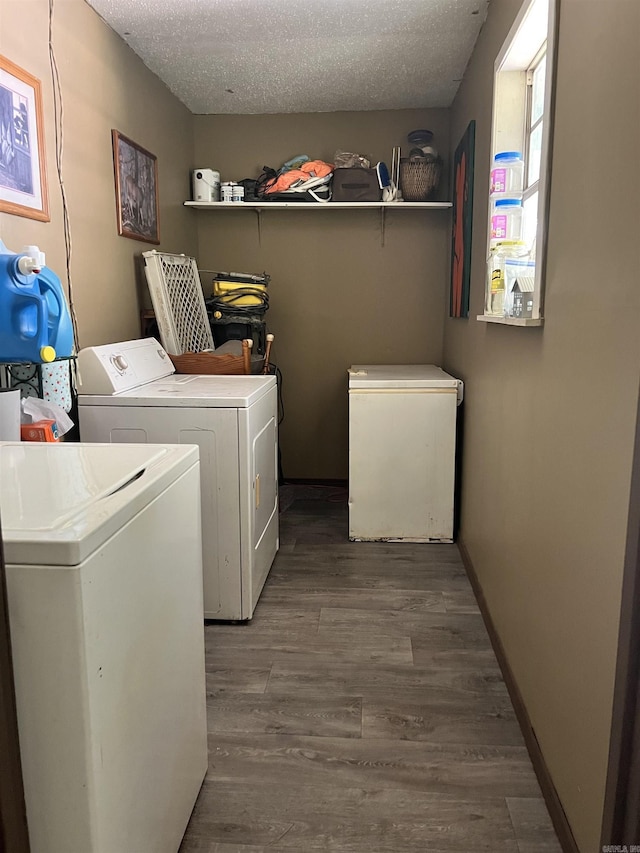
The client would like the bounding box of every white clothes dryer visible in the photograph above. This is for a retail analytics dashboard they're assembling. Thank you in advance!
[1,441,207,853]
[77,337,279,620]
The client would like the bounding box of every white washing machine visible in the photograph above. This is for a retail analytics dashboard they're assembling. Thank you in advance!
[1,441,207,853]
[77,337,279,620]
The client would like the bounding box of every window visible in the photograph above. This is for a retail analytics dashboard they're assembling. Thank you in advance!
[522,45,547,251]
[479,0,558,326]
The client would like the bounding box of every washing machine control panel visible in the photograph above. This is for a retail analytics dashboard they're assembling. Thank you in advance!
[111,355,129,373]
[77,338,175,395]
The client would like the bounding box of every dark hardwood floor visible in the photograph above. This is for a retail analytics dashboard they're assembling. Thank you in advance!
[180,485,561,853]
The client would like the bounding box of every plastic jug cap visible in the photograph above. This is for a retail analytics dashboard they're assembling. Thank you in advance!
[20,246,46,273]
[494,152,523,161]
[40,346,56,363]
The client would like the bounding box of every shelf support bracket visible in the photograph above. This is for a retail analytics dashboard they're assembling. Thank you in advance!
[380,207,386,247]
[254,209,262,246]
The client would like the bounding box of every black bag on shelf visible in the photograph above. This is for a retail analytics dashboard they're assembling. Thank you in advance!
[238,178,260,201]
[255,166,279,197]
[332,167,381,202]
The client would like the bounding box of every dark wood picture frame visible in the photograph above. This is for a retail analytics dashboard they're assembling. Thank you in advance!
[450,120,476,318]
[111,130,159,244]
[0,54,49,222]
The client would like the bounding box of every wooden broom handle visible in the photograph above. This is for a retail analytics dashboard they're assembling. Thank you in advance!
[242,339,252,375]
[263,333,274,375]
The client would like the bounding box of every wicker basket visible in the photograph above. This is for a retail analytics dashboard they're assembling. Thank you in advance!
[399,157,443,201]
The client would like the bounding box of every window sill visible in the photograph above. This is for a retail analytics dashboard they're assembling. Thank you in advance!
[477,314,544,327]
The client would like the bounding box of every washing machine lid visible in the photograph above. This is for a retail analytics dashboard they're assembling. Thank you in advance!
[0,442,198,566]
[349,364,461,388]
[80,373,277,408]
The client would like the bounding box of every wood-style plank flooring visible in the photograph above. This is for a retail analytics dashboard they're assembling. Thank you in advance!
[180,485,562,853]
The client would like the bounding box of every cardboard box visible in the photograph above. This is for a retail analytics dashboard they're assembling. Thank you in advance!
[21,419,59,442]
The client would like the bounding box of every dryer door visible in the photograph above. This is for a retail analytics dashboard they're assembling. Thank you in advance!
[238,385,279,618]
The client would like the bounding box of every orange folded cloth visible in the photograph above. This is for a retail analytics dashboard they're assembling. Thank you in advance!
[300,160,333,178]
[265,169,309,194]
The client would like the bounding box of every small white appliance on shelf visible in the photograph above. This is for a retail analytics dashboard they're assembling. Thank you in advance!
[77,337,279,620]
[192,168,220,202]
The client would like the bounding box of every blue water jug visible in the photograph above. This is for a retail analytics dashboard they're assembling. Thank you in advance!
[0,243,74,364]
[38,266,74,359]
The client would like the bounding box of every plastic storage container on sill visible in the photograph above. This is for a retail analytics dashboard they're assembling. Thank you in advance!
[490,151,524,198]
[491,198,523,245]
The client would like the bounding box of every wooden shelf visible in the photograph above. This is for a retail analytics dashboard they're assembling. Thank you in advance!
[477,315,544,327]
[184,201,452,210]
[185,199,452,246]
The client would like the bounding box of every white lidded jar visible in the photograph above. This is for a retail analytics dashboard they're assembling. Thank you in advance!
[192,168,221,202]
[490,151,524,197]
[491,198,523,245]
[221,182,234,202]
[231,184,245,203]
[208,170,221,201]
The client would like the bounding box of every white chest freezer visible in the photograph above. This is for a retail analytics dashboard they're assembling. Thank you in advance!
[348,364,463,542]
[0,441,207,853]
[76,337,279,620]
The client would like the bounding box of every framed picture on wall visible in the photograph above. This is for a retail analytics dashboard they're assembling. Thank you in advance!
[450,120,476,318]
[112,130,160,244]
[0,55,49,222]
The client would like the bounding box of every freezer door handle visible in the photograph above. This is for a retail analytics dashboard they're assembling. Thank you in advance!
[349,388,458,395]
[349,383,463,405]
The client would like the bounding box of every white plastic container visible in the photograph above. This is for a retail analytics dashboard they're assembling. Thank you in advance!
[490,151,524,197]
[491,198,523,245]
[231,184,245,203]
[192,168,220,202]
[0,388,20,440]
[210,171,221,201]
[221,182,234,202]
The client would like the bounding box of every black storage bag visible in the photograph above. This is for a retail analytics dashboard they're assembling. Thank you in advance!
[263,185,331,203]
[332,168,381,202]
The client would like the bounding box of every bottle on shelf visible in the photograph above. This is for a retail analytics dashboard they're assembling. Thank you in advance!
[485,240,528,317]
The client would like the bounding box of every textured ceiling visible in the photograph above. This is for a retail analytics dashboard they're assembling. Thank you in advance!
[85,0,489,115]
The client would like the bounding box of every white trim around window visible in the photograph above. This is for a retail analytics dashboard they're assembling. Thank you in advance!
[478,0,559,327]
